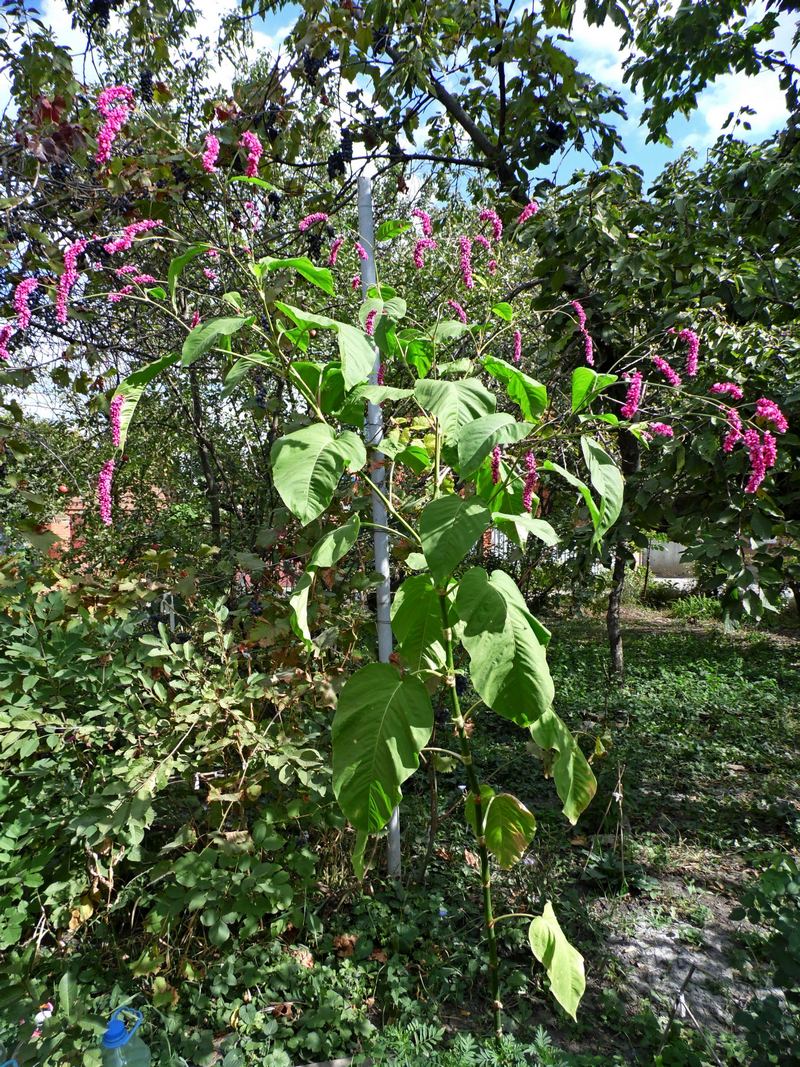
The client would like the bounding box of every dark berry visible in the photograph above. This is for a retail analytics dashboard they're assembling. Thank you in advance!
[140,69,154,105]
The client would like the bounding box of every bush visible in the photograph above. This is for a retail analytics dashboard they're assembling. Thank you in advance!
[669,594,723,622]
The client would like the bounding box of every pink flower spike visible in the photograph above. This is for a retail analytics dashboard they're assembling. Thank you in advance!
[110,394,124,447]
[57,238,90,323]
[479,207,503,242]
[676,327,700,377]
[377,362,384,385]
[458,236,474,289]
[763,430,777,469]
[571,300,587,329]
[131,273,157,285]
[0,323,14,361]
[411,207,433,237]
[103,219,160,255]
[351,275,361,291]
[355,241,369,261]
[298,212,329,232]
[239,130,263,177]
[95,85,135,165]
[650,423,674,438]
[652,355,682,387]
[14,277,38,331]
[513,329,522,365]
[328,236,344,266]
[722,407,743,453]
[754,397,788,433]
[98,458,115,526]
[488,259,498,275]
[189,310,201,328]
[522,451,538,512]
[365,309,378,336]
[202,133,220,174]
[206,248,220,258]
[107,285,134,303]
[413,237,437,269]
[621,371,643,420]
[115,264,138,276]
[491,445,502,484]
[447,299,467,324]
[516,201,539,225]
[710,382,744,401]
[744,428,769,494]
[203,268,218,281]
[473,234,491,251]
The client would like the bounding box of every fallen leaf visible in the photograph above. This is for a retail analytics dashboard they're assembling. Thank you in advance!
[333,933,358,957]
[464,849,480,870]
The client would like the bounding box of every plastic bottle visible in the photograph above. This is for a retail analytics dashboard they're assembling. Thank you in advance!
[100,1008,151,1067]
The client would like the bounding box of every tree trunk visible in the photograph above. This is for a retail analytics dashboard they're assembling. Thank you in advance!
[607,546,626,678]
[189,366,222,546]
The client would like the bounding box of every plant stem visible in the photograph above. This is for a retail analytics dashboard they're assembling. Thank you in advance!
[438,591,502,1039]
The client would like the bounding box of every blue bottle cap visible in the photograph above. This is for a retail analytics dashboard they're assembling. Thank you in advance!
[102,1008,142,1049]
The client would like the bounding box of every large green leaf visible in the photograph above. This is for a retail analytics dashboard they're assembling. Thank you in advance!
[277,302,375,389]
[494,513,559,547]
[114,353,180,452]
[571,366,618,413]
[482,356,548,421]
[271,424,366,525]
[529,902,586,1020]
[167,243,212,305]
[376,219,412,241]
[391,573,449,673]
[541,460,600,529]
[483,793,536,868]
[414,378,495,439]
[181,316,254,366]
[456,413,534,478]
[254,255,334,296]
[581,436,624,541]
[419,496,491,584]
[456,567,554,726]
[289,516,361,645]
[529,708,596,825]
[332,663,434,832]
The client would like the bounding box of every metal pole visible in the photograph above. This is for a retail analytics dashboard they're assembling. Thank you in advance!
[357,175,401,879]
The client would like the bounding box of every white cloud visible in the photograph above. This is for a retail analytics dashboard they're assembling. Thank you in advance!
[680,68,789,149]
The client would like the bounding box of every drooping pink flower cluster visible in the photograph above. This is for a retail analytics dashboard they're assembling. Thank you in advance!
[413,237,437,268]
[0,323,13,361]
[516,201,539,226]
[365,309,378,336]
[488,259,497,275]
[202,133,220,174]
[206,248,220,258]
[95,85,135,165]
[650,423,674,438]
[104,219,160,255]
[652,355,682,387]
[351,275,361,290]
[513,329,522,366]
[328,237,344,266]
[479,207,503,242]
[522,451,538,512]
[710,382,744,401]
[447,299,467,324]
[130,273,157,285]
[376,362,385,385]
[458,236,474,289]
[473,234,491,251]
[239,130,263,177]
[108,285,134,303]
[98,458,115,526]
[298,212,329,232]
[110,394,124,447]
[355,241,369,262]
[491,445,502,484]
[56,238,90,323]
[203,268,218,282]
[115,264,138,276]
[675,327,700,377]
[620,371,643,419]
[754,397,788,434]
[744,428,777,494]
[411,207,433,236]
[189,310,201,328]
[571,300,594,366]
[244,200,262,229]
[14,277,38,330]
[722,407,743,453]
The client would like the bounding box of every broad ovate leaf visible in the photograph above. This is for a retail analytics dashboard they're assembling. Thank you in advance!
[529,708,596,825]
[456,413,534,478]
[571,366,617,413]
[271,424,366,525]
[414,378,495,440]
[483,793,537,868]
[181,316,254,366]
[419,495,491,585]
[167,242,212,305]
[528,902,586,1020]
[332,663,434,832]
[581,436,624,542]
[456,567,554,726]
[254,255,334,296]
[391,573,449,673]
[114,352,180,452]
[277,302,375,389]
[482,356,547,422]
[289,516,361,645]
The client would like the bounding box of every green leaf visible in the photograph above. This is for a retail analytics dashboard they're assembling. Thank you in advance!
[230,175,279,191]
[483,793,536,868]
[581,436,624,541]
[414,378,496,440]
[529,708,596,825]
[114,352,180,452]
[167,242,212,305]
[456,567,554,727]
[430,320,476,342]
[491,302,514,322]
[456,413,534,478]
[391,573,448,673]
[376,219,412,241]
[289,516,361,645]
[571,366,618,413]
[332,663,434,832]
[277,302,375,389]
[482,356,548,421]
[420,496,491,584]
[541,460,600,529]
[271,424,366,525]
[528,902,586,1020]
[181,316,254,366]
[254,255,334,296]
[494,514,559,547]
[58,970,78,1023]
